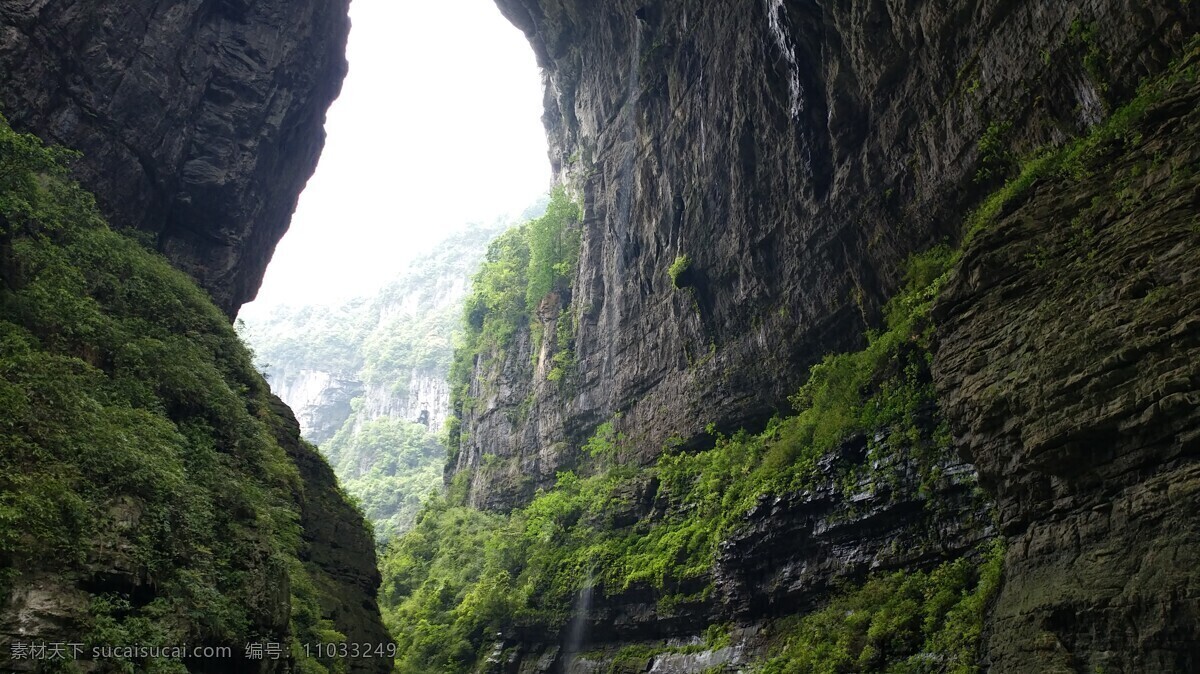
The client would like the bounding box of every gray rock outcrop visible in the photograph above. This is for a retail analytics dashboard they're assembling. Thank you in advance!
[0,0,351,316]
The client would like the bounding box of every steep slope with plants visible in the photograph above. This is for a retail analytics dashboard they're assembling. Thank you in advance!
[932,53,1200,671]
[447,188,584,508]
[377,1,1200,672]
[0,116,389,673]
[386,239,999,672]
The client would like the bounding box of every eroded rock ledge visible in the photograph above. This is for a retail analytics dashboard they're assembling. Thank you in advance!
[933,66,1200,671]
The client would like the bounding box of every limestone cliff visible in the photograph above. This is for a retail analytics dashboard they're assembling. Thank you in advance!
[459,0,1198,506]
[270,367,364,445]
[241,222,515,539]
[0,0,350,316]
[266,397,393,674]
[244,223,513,445]
[432,0,1200,670]
[932,65,1200,670]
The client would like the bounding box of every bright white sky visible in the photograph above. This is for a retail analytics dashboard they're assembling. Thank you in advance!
[241,0,550,316]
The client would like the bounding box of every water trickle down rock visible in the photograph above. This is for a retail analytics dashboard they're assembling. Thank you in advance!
[480,0,1197,518]
[764,0,804,121]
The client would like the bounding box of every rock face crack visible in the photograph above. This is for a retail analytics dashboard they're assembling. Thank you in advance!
[448,0,1200,669]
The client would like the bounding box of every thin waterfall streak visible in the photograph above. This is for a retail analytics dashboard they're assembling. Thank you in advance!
[764,0,804,119]
[564,567,596,667]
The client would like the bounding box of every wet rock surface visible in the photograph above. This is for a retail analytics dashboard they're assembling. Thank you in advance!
[458,0,1200,670]
[2,0,1196,670]
[714,431,993,622]
[0,0,350,316]
[933,67,1200,672]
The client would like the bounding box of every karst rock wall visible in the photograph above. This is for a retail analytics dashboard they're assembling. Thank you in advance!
[452,0,1199,669]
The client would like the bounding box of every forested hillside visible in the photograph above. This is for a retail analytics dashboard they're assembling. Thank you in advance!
[240,204,546,540]
[0,114,389,673]
[3,0,1198,672]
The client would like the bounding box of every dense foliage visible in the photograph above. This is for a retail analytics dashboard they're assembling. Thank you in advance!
[524,189,583,313]
[378,35,1200,674]
[668,254,691,288]
[241,221,512,401]
[448,187,582,442]
[324,417,444,539]
[380,240,1000,673]
[758,541,1004,674]
[241,301,372,377]
[0,114,354,672]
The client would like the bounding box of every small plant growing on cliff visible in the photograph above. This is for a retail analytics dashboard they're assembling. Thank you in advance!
[525,187,583,310]
[546,308,577,384]
[668,254,692,288]
[1070,19,1110,91]
[583,414,624,458]
[975,120,1015,183]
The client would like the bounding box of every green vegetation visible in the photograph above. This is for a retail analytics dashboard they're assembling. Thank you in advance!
[376,34,1200,674]
[379,241,984,672]
[449,188,582,440]
[545,308,577,383]
[379,467,645,674]
[668,254,692,288]
[462,186,579,357]
[323,417,443,540]
[524,187,583,312]
[1070,19,1110,91]
[239,302,370,378]
[577,624,732,671]
[965,37,1200,245]
[239,221,513,543]
[758,540,1004,674]
[974,120,1015,183]
[0,114,352,671]
[455,226,530,377]
[583,415,625,459]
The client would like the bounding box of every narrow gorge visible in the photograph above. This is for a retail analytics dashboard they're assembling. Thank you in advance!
[240,219,523,541]
[0,0,1197,673]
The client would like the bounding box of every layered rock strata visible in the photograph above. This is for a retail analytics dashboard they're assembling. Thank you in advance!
[933,66,1200,672]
